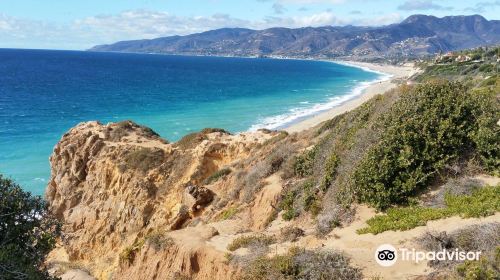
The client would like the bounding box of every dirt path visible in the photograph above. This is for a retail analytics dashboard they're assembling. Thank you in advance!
[320,206,500,279]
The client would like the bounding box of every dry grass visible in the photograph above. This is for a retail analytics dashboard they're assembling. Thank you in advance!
[242,247,362,280]
[175,128,230,150]
[280,226,304,242]
[417,223,500,271]
[120,147,165,173]
[227,234,276,251]
[106,120,164,142]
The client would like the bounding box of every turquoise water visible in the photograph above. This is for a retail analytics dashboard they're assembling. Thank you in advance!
[0,49,382,195]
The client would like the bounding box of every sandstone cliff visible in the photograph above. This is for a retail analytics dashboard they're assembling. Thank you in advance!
[45,120,286,279]
[45,83,500,279]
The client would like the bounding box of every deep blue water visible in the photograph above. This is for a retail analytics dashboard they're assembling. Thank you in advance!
[0,49,381,195]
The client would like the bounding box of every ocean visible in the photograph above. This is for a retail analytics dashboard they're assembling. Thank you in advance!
[0,49,383,195]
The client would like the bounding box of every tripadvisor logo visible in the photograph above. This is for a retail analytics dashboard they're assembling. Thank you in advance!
[375,244,397,267]
[375,244,481,267]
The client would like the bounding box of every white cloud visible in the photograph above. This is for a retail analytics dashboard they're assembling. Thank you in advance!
[358,13,402,26]
[397,0,452,11]
[464,0,500,13]
[272,3,287,14]
[0,9,402,50]
[277,0,345,3]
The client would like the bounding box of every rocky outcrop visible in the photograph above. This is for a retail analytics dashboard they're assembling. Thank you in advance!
[45,119,500,280]
[115,224,236,280]
[45,121,273,279]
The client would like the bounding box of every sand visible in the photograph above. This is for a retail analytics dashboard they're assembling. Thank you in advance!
[285,61,420,133]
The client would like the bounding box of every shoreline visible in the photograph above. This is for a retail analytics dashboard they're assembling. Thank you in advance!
[284,61,419,133]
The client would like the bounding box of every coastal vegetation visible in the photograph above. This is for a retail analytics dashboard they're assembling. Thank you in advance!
[354,81,497,209]
[242,247,362,280]
[358,185,500,234]
[120,147,165,173]
[175,128,230,150]
[269,51,499,244]
[0,175,60,280]
[21,45,499,279]
[204,168,232,185]
[227,234,276,251]
[417,223,500,279]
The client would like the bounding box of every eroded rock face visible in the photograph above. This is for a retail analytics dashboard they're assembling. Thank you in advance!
[45,121,272,279]
[115,224,234,280]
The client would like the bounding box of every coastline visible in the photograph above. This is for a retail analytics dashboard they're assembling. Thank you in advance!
[284,61,419,133]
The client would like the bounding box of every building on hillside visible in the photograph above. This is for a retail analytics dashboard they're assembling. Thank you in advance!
[455,55,472,62]
[435,52,455,63]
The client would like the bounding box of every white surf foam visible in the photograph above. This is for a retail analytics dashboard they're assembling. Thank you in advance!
[248,63,392,131]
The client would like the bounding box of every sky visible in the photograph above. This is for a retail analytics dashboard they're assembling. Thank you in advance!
[0,0,499,50]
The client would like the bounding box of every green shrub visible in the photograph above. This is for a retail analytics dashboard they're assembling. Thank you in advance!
[0,175,60,280]
[358,185,500,234]
[469,88,500,175]
[216,206,239,221]
[302,180,321,216]
[204,168,232,185]
[456,255,499,280]
[445,185,500,218]
[119,239,145,263]
[293,147,317,177]
[227,235,276,251]
[354,81,496,209]
[321,153,340,190]
[478,63,494,73]
[280,190,298,221]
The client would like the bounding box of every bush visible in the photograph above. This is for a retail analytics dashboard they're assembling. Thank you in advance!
[354,81,496,209]
[263,131,288,146]
[145,232,174,251]
[241,162,269,203]
[204,168,231,185]
[106,120,162,142]
[120,147,165,172]
[119,239,145,263]
[242,247,362,280]
[0,175,60,280]
[280,226,304,242]
[293,147,317,177]
[456,256,499,280]
[216,206,239,221]
[469,88,500,175]
[280,190,298,221]
[416,223,499,278]
[315,205,355,236]
[358,185,500,234]
[321,153,340,191]
[302,180,321,216]
[227,235,276,251]
[176,128,229,150]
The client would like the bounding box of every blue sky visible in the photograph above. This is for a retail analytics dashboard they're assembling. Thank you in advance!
[0,0,499,50]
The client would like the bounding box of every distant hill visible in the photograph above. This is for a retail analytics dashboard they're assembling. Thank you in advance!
[89,15,500,59]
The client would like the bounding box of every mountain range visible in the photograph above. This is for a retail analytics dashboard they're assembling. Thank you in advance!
[90,15,500,59]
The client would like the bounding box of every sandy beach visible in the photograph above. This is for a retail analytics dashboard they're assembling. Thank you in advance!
[285,61,420,133]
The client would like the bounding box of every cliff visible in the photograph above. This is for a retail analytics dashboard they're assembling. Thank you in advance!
[45,120,281,279]
[45,67,499,279]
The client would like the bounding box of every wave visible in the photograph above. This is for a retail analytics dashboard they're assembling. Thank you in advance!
[248,65,391,131]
